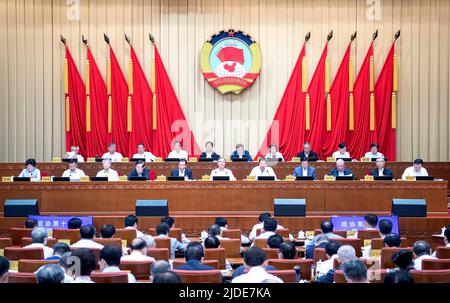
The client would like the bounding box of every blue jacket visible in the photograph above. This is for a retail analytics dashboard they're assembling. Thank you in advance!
[328,168,354,177]
[371,168,394,177]
[230,150,253,162]
[177,260,214,271]
[317,269,336,283]
[170,168,193,180]
[293,166,317,180]
[199,152,221,161]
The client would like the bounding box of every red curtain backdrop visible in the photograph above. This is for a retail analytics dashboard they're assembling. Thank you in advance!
[153,45,201,157]
[320,43,352,157]
[85,48,110,158]
[346,43,377,159]
[375,42,396,161]
[305,43,328,159]
[128,46,154,156]
[65,46,86,156]
[256,45,307,160]
[109,46,130,157]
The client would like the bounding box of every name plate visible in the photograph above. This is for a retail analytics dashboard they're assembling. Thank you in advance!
[156,175,167,181]
[188,157,198,163]
[52,157,62,163]
[87,157,96,163]
[59,239,71,245]
[346,230,357,238]
[10,260,18,272]
[305,231,315,238]
[324,175,336,181]
[291,157,301,162]
[122,158,129,162]
[364,239,372,247]
[285,175,296,181]
[224,156,231,162]
[361,157,372,162]
[154,157,163,162]
[122,240,128,248]
[405,176,416,181]
[80,176,90,182]
[246,176,256,181]
[364,175,374,181]
[326,157,336,162]
[41,176,52,182]
[0,249,4,256]
[2,176,12,182]
[119,176,128,182]
[370,249,382,258]
[202,175,212,181]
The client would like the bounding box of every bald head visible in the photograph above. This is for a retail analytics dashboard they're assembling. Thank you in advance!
[130,238,147,252]
[336,159,345,172]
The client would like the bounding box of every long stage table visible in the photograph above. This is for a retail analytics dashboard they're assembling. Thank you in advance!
[1,162,450,189]
[0,181,447,216]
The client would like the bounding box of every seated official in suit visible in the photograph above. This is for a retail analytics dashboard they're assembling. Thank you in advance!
[102,143,123,162]
[199,141,220,161]
[297,141,319,160]
[364,143,384,159]
[265,144,284,161]
[177,242,214,270]
[210,157,237,181]
[167,141,188,160]
[96,159,119,181]
[293,158,318,180]
[128,160,155,180]
[61,159,86,181]
[230,143,253,162]
[249,158,277,178]
[371,157,394,177]
[401,158,429,180]
[170,159,193,180]
[328,159,354,177]
[65,145,85,162]
[132,143,156,162]
[332,143,351,159]
[18,158,41,181]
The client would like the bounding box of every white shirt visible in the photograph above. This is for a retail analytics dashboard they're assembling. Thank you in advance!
[102,266,136,283]
[18,168,41,182]
[102,152,123,162]
[316,254,338,277]
[24,243,53,259]
[96,169,119,181]
[377,168,385,176]
[255,231,276,240]
[249,223,286,241]
[125,227,155,248]
[62,168,86,181]
[265,152,284,161]
[414,254,436,270]
[66,152,85,162]
[302,169,309,177]
[401,166,429,180]
[211,168,237,181]
[132,152,156,162]
[71,239,104,249]
[70,276,94,283]
[332,151,351,159]
[364,151,384,159]
[121,251,155,262]
[167,150,188,160]
[249,166,277,178]
[232,266,283,283]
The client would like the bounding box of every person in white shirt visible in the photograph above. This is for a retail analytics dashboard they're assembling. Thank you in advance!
[401,158,429,180]
[265,144,284,161]
[364,143,384,159]
[210,157,237,181]
[61,159,86,181]
[24,227,53,259]
[431,226,450,258]
[316,242,340,277]
[132,143,157,162]
[69,248,96,283]
[96,158,119,181]
[249,158,277,179]
[249,213,286,241]
[121,238,156,262]
[215,217,250,244]
[412,241,436,270]
[102,143,123,162]
[232,247,283,283]
[206,224,231,242]
[156,222,186,259]
[71,225,104,250]
[99,245,136,283]
[65,145,85,162]
[18,158,41,181]
[167,141,188,159]
[124,215,155,248]
[332,142,351,159]
[251,218,278,246]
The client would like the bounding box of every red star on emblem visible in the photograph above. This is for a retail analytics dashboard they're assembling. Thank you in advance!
[228,30,235,37]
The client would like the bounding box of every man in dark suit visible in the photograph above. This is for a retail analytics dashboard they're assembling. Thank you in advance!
[128,161,155,180]
[170,159,193,180]
[328,159,354,177]
[371,157,394,177]
[230,144,253,162]
[177,242,214,270]
[293,158,318,179]
[297,141,319,161]
[199,141,221,161]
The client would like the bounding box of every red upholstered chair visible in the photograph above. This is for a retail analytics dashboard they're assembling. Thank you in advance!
[267,259,313,280]
[371,237,407,250]
[266,270,296,283]
[220,239,241,258]
[20,237,57,248]
[94,238,123,248]
[10,228,33,246]
[172,259,220,270]
[330,238,362,257]
[380,247,413,269]
[114,229,137,247]
[173,269,222,283]
[204,248,226,270]
[148,228,183,242]
[147,248,170,261]
[4,247,44,261]
[421,259,450,270]
[154,237,172,252]
[0,238,12,249]
[357,229,381,240]
[18,259,59,273]
[436,246,450,259]
[8,272,37,283]
[410,269,450,283]
[221,229,242,239]
[254,238,269,248]
[90,271,129,283]
[119,260,153,280]
[263,248,279,259]
[313,248,328,263]
[52,229,81,245]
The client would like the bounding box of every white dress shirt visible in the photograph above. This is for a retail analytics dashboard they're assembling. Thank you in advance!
[232,266,283,283]
[66,153,85,162]
[211,168,237,181]
[414,254,436,270]
[132,152,156,162]
[71,239,104,249]
[316,254,338,277]
[332,151,351,159]
[364,151,384,159]
[401,166,429,180]
[102,266,136,283]
[24,243,53,259]
[96,169,119,181]
[62,168,86,181]
[249,166,277,178]
[265,152,284,161]
[70,276,94,283]
[101,152,123,162]
[121,251,155,262]
[248,223,286,241]
[167,150,188,159]
[18,168,41,182]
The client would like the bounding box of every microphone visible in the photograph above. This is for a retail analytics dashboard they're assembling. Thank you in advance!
[294,265,301,283]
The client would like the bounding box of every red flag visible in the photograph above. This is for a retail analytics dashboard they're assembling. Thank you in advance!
[153,45,201,157]
[320,43,352,157]
[85,48,110,157]
[346,42,377,159]
[128,47,154,156]
[108,46,130,157]
[64,46,86,156]
[305,43,328,159]
[256,45,307,161]
[375,43,396,160]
